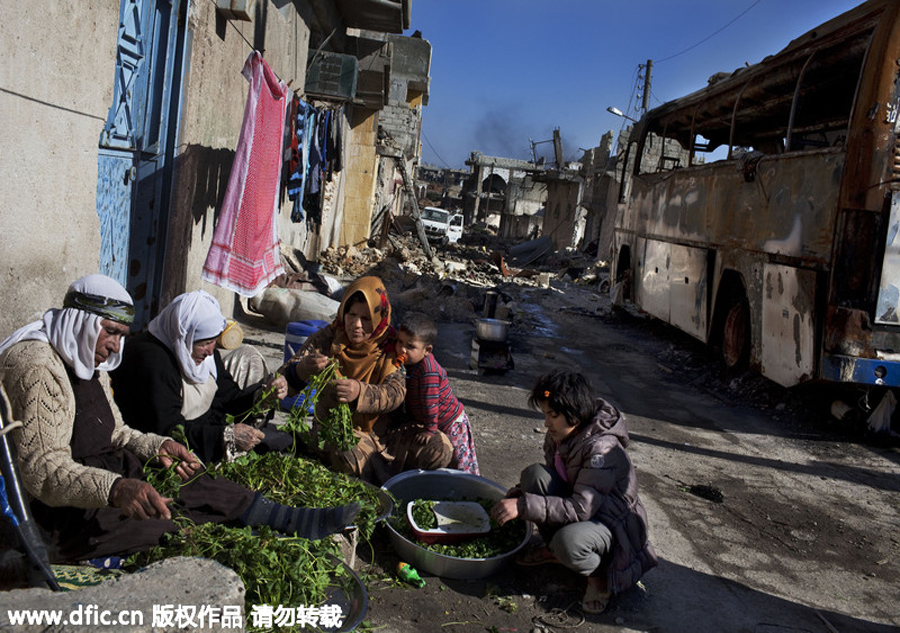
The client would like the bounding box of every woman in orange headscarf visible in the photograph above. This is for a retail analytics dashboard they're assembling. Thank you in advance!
[285,276,451,481]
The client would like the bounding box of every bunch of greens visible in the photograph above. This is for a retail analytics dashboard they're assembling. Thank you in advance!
[142,459,182,499]
[393,498,526,559]
[409,499,437,530]
[126,521,346,613]
[226,385,278,427]
[214,452,386,540]
[283,358,355,452]
[142,426,203,499]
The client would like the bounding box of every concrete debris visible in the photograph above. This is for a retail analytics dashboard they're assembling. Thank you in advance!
[0,557,243,632]
[259,231,607,331]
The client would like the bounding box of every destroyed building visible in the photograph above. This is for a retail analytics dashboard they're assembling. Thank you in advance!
[462,152,547,239]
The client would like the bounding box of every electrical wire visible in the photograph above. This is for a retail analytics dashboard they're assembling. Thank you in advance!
[422,130,453,168]
[655,0,763,64]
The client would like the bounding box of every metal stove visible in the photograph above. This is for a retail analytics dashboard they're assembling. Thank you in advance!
[469,337,514,373]
[470,290,514,373]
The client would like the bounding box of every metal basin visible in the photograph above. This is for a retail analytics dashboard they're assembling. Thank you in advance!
[381,469,532,580]
[322,555,367,632]
[475,318,510,341]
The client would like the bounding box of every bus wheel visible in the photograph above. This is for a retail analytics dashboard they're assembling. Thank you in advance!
[722,298,750,369]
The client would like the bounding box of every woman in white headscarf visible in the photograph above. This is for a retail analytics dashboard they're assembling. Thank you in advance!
[0,273,135,377]
[111,290,291,464]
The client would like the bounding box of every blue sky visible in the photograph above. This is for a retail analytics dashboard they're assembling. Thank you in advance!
[405,0,866,169]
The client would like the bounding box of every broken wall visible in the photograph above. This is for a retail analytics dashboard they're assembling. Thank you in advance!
[542,178,584,251]
[501,175,546,239]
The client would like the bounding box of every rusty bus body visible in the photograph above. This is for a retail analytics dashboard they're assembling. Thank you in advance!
[612,0,900,388]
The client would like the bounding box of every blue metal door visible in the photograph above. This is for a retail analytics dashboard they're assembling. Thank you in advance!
[97,0,187,327]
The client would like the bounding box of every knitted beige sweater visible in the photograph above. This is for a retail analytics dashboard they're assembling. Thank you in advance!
[0,340,167,509]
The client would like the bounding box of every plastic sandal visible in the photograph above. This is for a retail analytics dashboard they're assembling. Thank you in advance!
[515,545,561,566]
[581,584,612,614]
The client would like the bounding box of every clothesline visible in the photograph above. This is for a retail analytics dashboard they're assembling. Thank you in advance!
[201,50,346,298]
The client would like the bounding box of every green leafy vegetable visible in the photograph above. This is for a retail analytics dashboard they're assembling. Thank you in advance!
[393,498,526,559]
[283,358,355,452]
[126,521,345,617]
[409,499,437,530]
[214,452,385,540]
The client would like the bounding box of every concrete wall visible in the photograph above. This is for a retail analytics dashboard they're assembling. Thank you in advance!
[542,178,584,251]
[0,1,120,338]
[502,176,546,239]
[0,1,318,334]
[0,0,421,335]
[340,108,380,246]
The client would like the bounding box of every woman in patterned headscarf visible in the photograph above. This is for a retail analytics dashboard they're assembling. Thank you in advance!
[286,276,451,482]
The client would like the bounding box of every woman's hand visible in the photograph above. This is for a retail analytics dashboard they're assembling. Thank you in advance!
[414,429,434,445]
[333,378,361,404]
[293,352,330,382]
[233,423,265,451]
[490,498,520,526]
[109,478,173,520]
[157,439,203,480]
[263,374,289,401]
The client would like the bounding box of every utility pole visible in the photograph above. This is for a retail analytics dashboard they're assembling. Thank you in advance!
[642,59,653,112]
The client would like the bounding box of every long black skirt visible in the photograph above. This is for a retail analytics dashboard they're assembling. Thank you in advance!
[32,449,255,562]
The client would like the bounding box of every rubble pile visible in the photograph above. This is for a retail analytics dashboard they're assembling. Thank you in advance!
[255,228,609,332]
[250,231,605,329]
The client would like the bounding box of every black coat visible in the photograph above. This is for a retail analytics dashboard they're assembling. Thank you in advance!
[110,332,257,463]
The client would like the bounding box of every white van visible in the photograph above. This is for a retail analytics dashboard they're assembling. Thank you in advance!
[420,206,462,244]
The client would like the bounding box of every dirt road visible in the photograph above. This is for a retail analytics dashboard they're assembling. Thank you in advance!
[343,277,900,633]
[239,268,899,633]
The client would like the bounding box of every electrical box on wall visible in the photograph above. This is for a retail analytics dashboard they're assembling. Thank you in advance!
[215,0,254,21]
[305,52,358,101]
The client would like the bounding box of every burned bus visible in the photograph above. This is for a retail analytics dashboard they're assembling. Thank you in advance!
[611,0,900,388]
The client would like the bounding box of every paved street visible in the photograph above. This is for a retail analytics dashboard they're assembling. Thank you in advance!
[242,278,900,633]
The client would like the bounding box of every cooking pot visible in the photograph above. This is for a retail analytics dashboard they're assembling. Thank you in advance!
[475,318,510,341]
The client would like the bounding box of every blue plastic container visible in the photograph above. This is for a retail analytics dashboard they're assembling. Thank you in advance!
[282,320,327,412]
[284,320,328,362]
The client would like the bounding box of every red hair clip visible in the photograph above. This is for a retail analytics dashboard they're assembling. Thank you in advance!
[543,390,551,398]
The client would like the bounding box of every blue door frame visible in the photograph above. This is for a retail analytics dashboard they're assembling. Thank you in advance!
[97,0,188,327]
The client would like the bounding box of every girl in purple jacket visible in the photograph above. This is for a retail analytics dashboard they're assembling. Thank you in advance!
[491,369,657,614]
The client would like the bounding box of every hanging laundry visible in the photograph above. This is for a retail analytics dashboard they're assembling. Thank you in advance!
[287,98,315,222]
[202,51,289,296]
[327,105,344,178]
[303,107,327,229]
[280,95,297,206]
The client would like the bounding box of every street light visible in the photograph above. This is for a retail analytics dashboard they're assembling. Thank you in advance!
[607,106,638,123]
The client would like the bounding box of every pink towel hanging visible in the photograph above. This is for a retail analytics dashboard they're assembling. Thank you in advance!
[202,51,288,296]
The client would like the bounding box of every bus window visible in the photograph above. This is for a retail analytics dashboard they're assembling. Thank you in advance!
[636,132,692,174]
[788,29,871,152]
